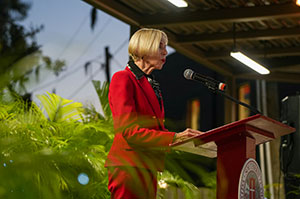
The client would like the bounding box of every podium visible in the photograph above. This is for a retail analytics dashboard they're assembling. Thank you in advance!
[171,114,295,199]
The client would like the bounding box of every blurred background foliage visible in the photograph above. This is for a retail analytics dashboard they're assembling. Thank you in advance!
[0,0,65,99]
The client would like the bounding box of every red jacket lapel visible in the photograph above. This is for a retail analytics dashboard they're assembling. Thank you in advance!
[125,67,164,127]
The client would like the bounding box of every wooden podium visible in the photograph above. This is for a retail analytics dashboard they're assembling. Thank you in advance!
[171,114,295,199]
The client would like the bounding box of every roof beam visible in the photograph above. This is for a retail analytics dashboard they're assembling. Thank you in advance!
[205,47,300,60]
[158,29,234,76]
[235,72,300,83]
[141,3,300,27]
[83,0,141,26]
[82,1,234,77]
[272,64,300,73]
[170,43,234,76]
[176,27,300,44]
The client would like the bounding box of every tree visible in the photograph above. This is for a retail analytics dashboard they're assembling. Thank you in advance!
[0,0,65,97]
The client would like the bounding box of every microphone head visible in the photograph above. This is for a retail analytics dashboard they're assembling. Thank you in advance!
[184,69,194,80]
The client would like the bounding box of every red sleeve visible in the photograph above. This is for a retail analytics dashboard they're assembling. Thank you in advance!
[109,71,175,149]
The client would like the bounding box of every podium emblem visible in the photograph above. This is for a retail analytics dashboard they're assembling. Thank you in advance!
[238,158,264,199]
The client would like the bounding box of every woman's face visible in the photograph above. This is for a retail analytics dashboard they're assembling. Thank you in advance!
[143,41,168,71]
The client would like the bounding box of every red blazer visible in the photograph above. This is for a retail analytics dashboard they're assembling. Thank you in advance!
[105,67,175,171]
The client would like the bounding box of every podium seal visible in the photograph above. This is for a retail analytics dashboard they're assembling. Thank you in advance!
[238,158,264,199]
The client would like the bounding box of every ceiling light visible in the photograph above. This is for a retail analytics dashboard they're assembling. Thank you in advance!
[230,51,270,75]
[167,0,188,7]
[296,0,300,6]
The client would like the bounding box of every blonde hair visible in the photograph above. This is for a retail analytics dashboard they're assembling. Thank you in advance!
[128,28,168,61]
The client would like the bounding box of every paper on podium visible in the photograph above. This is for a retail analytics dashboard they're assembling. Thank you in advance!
[170,134,217,158]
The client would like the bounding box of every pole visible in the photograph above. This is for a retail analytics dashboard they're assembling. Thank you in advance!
[105,46,111,82]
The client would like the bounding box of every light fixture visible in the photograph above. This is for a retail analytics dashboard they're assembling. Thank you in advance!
[296,0,300,6]
[167,0,188,7]
[230,51,270,75]
[231,23,270,75]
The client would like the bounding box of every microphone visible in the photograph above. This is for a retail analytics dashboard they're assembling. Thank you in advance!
[184,69,226,91]
[184,69,261,114]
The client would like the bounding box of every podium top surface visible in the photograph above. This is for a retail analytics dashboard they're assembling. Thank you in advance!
[170,114,295,158]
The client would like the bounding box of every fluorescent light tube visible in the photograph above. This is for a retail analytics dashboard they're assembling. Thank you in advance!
[230,51,270,75]
[167,0,188,7]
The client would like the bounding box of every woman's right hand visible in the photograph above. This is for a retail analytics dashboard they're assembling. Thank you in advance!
[173,128,204,143]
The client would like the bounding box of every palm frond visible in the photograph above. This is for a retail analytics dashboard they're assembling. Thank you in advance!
[92,80,112,121]
[82,104,106,123]
[0,94,113,199]
[37,92,83,122]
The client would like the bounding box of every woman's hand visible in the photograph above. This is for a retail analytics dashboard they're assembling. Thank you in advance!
[173,128,204,143]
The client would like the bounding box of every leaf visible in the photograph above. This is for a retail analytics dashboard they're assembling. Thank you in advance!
[158,170,201,198]
[92,80,112,121]
[84,61,91,76]
[90,7,97,30]
[37,92,83,122]
[0,52,41,90]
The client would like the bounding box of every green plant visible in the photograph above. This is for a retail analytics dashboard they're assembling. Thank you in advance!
[0,0,66,96]
[37,92,83,122]
[0,81,216,198]
[0,84,113,198]
[157,170,201,199]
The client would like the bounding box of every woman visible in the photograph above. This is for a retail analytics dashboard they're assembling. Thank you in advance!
[105,28,202,199]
